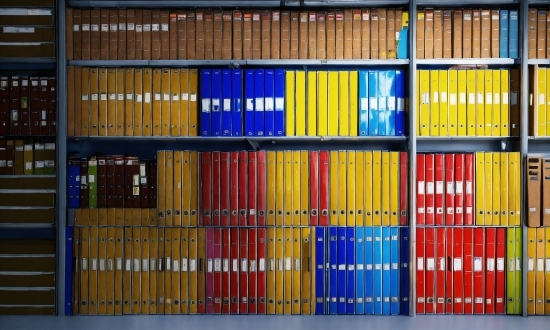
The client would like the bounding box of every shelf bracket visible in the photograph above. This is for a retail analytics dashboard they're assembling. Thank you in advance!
[246,139,261,151]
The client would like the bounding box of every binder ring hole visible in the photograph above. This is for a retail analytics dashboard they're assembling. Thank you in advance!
[259,211,265,216]
[392,212,397,216]
[82,301,87,306]
[269,299,274,303]
[332,211,337,215]
[115,301,120,305]
[175,210,181,215]
[494,211,498,215]
[250,298,256,303]
[241,211,246,216]
[175,300,179,305]
[350,211,354,215]
[260,298,265,303]
[159,212,164,217]
[340,210,345,215]
[367,212,371,216]
[269,210,274,215]
[134,300,139,305]
[278,211,282,215]
[124,300,128,305]
[479,211,483,215]
[205,211,211,216]
[214,210,220,216]
[303,210,307,215]
[294,299,299,304]
[375,211,379,215]
[143,300,147,305]
[232,211,238,216]
[295,210,299,215]
[167,210,172,215]
[223,210,229,216]
[357,210,362,215]
[191,211,197,215]
[311,210,318,216]
[322,210,328,216]
[384,211,388,215]
[510,211,515,215]
[287,212,291,216]
[502,212,506,215]
[232,298,238,303]
[224,300,229,305]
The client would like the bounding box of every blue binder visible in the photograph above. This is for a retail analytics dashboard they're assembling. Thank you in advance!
[254,69,265,136]
[264,69,275,136]
[378,71,387,136]
[274,69,285,136]
[211,69,222,136]
[221,69,232,136]
[390,227,400,315]
[395,70,406,136]
[328,227,338,314]
[509,10,519,58]
[373,226,383,315]
[231,69,243,136]
[355,227,365,314]
[368,71,378,136]
[68,160,80,208]
[400,227,410,315]
[65,228,73,315]
[364,227,374,315]
[397,25,409,59]
[346,227,355,314]
[359,71,369,136]
[337,227,347,314]
[386,70,396,136]
[244,69,255,136]
[500,10,509,58]
[200,69,212,136]
[382,227,391,315]
[315,227,326,315]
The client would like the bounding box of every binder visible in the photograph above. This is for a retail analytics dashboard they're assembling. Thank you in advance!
[514,228,522,314]
[395,70,405,136]
[173,152,183,227]
[299,151,309,227]
[546,227,550,315]
[249,229,257,314]
[506,228,516,314]
[381,152,391,226]
[425,227,435,314]
[418,70,429,136]
[346,227,355,314]
[188,69,199,136]
[314,227,325,315]
[416,228,425,314]
[372,151,382,226]
[328,227,337,314]
[527,228,536,315]
[309,151,319,226]
[462,227,473,314]
[248,152,258,227]
[151,69,162,136]
[164,228,173,314]
[434,154,444,226]
[257,228,267,314]
[356,151,365,227]
[425,154,435,226]
[285,70,295,136]
[212,152,221,227]
[231,69,243,137]
[472,228,486,314]
[337,151,347,227]
[492,153,501,226]
[383,227,394,315]
[464,153,475,225]
[274,69,285,136]
[328,71,339,136]
[492,70,501,137]
[339,71,350,136]
[429,70,439,136]
[318,71,328,136]
[475,152,486,226]
[445,154,455,225]
[417,154,426,225]
[96,227,107,315]
[307,71,317,136]
[245,70,255,136]
[295,71,306,136]
[201,152,212,227]
[128,227,141,315]
[377,71,387,136]
[400,227,410,315]
[292,227,302,314]
[452,228,463,314]
[264,69,275,136]
[188,228,198,314]
[365,227,374,314]
[536,228,545,314]
[200,69,212,136]
[236,151,248,227]
[266,151,276,227]
[359,71,369,136]
[275,151,284,227]
[267,227,276,314]
[319,151,329,227]
[373,227,383,315]
[355,227,365,315]
[219,228,230,314]
[221,69,232,135]
[329,151,338,226]
[435,228,445,314]
[282,151,292,227]
[345,151,356,226]
[500,153,509,227]
[349,71,358,136]
[292,151,301,227]
[197,228,206,314]
[527,157,542,228]
[230,228,239,314]
[495,229,505,314]
[284,227,293,315]
[444,227,453,314]
[483,152,492,222]
[238,228,248,314]
[275,227,284,314]
[485,228,496,314]
[180,228,189,314]
[254,69,265,136]
[509,153,521,226]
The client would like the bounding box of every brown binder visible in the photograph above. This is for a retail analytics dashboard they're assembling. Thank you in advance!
[180,69,189,136]
[543,158,550,226]
[66,8,74,60]
[114,227,123,315]
[161,69,171,136]
[213,10,223,60]
[528,156,542,227]
[170,12,178,60]
[387,9,396,59]
[326,11,335,59]
[157,228,165,313]
[98,68,108,136]
[100,9,109,60]
[280,11,290,59]
[271,11,280,60]
[160,10,170,60]
[107,69,116,136]
[243,11,252,60]
[443,10,452,58]
[189,69,199,136]
[537,9,546,59]
[187,11,196,60]
[124,68,134,136]
[379,9,387,59]
[424,9,433,59]
[204,10,214,60]
[222,11,232,60]
[67,67,75,136]
[463,10,472,58]
[472,10,481,58]
[528,9,537,59]
[433,10,442,59]
[109,9,118,60]
[317,12,326,60]
[481,9,491,58]
[151,10,161,60]
[142,68,153,136]
[299,11,308,60]
[252,11,261,60]
[89,68,99,136]
[72,9,82,60]
[140,227,150,314]
[122,227,132,314]
[118,9,127,60]
[126,9,135,60]
[352,9,361,59]
[170,69,180,137]
[308,12,316,60]
[233,11,243,60]
[152,69,162,136]
[452,10,462,58]
[361,9,370,59]
[195,10,205,60]
[142,10,152,60]
[261,10,271,60]
[133,69,143,136]
[290,11,299,59]
[177,11,187,59]
[416,10,424,59]
[343,9,352,59]
[115,68,125,136]
[135,9,143,60]
[81,9,91,60]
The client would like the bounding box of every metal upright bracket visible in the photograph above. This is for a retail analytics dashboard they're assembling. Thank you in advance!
[246,139,261,151]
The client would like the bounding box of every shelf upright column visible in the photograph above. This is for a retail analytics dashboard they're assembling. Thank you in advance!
[56,0,68,316]
[408,0,417,318]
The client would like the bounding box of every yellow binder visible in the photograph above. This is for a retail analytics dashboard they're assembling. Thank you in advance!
[89,68,100,137]
[124,68,134,136]
[545,227,550,315]
[164,227,172,314]
[88,226,98,315]
[285,71,296,136]
[466,69,476,136]
[373,151,382,226]
[189,69,199,136]
[161,69,171,136]
[509,152,521,226]
[381,151,391,226]
[347,151,356,226]
[188,228,198,314]
[500,69,509,136]
[284,227,293,315]
[106,227,115,315]
[180,69,190,136]
[475,152,485,225]
[276,151,285,227]
[275,227,284,314]
[97,227,107,315]
[317,71,328,136]
[302,227,312,315]
[142,68,153,136]
[500,153,509,226]
[149,227,158,315]
[538,67,546,136]
[122,227,131,314]
[484,70,493,136]
[189,152,199,227]
[457,70,467,136]
[267,151,276,226]
[157,151,166,226]
[79,68,89,136]
[152,69,162,136]
[106,68,116,136]
[355,151,365,227]
[328,71,339,136]
[180,228,189,314]
[284,151,293,226]
[536,228,545,314]
[140,227,150,315]
[196,228,206,314]
[430,70,440,136]
[390,151,399,226]
[182,151,191,227]
[527,228,536,315]
[292,227,301,315]
[475,70,485,136]
[329,150,339,226]
[349,71,358,136]
[296,71,306,136]
[292,150,301,226]
[419,70,430,136]
[131,227,140,315]
[365,151,374,226]
[133,68,143,136]
[484,152,493,226]
[170,69,181,137]
[492,70,501,137]
[300,151,309,226]
[492,153,501,226]
[173,151,183,227]
[448,69,458,136]
[171,228,181,315]
[307,71,317,136]
[547,68,550,136]
[267,227,276,314]
[115,68,125,136]
[338,151,347,226]
[438,70,448,136]
[114,227,123,315]
[339,71,349,136]
[416,70,420,135]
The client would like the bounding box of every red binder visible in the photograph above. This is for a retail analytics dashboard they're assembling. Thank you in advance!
[239,228,249,314]
[248,228,257,314]
[435,227,446,314]
[206,228,215,314]
[248,152,258,226]
[222,228,231,314]
[220,152,231,227]
[434,154,445,226]
[425,227,436,314]
[463,227,474,314]
[10,77,21,135]
[201,152,213,226]
[114,156,124,208]
[444,154,455,226]
[131,159,140,208]
[319,150,329,226]
[453,227,464,314]
[309,151,319,226]
[29,77,40,135]
[230,228,240,314]
[454,153,464,226]
[400,151,408,226]
[464,153,474,225]
[213,228,223,314]
[212,152,221,227]
[257,228,266,314]
[39,78,49,136]
[445,227,454,313]
[495,228,506,314]
[0,77,9,136]
[416,227,426,314]
[484,227,496,314]
[473,227,485,314]
[97,156,107,208]
[416,154,426,225]
[238,151,248,227]
[48,77,56,135]
[20,77,30,135]
[425,154,435,226]
[257,151,267,226]
[230,152,239,227]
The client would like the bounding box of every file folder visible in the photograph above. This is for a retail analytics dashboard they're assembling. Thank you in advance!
[285,70,295,136]
[328,71,339,136]
[416,227,425,314]
[372,151,382,226]
[254,69,265,136]
[284,228,292,315]
[535,228,544,314]
[292,151,301,227]
[434,154,444,226]
[209,69,222,137]
[365,227,374,315]
[267,227,276,314]
[314,227,326,315]
[274,69,285,136]
[377,71,387,136]
[382,227,392,315]
[390,227,400,315]
[231,69,243,136]
[230,228,239,314]
[319,151,329,227]
[349,71,358,136]
[248,152,258,227]
[239,228,249,314]
[417,154,426,225]
[359,71,369,136]
[248,229,257,314]
[258,228,267,314]
[527,228,536,315]
[386,70,396,136]
[257,151,267,227]
[373,227,383,315]
[328,227,338,314]
[336,227,346,315]
[463,228,474,314]
[492,70,501,137]
[485,228,496,314]
[292,227,301,315]
[356,227,365,315]
[275,227,284,315]
[221,228,230,314]
[307,71,317,136]
[356,151,365,227]
[244,70,255,136]
[339,71,350,136]
[443,227,452,314]
[318,71,328,136]
[346,227,355,314]
[396,70,405,136]
[400,227,410,316]
[189,228,198,314]
[425,227,435,314]
[221,69,232,136]
[419,70,430,136]
[439,70,449,136]
[200,69,212,136]
[264,69,275,136]
[295,71,306,136]
[445,154,455,225]
[238,151,248,227]
[309,151,319,226]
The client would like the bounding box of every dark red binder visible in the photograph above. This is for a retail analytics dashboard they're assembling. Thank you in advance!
[114,156,124,208]
[213,228,223,314]
[139,160,149,208]
[248,152,257,226]
[319,150,329,226]
[230,152,239,227]
[106,156,116,208]
[309,151,319,226]
[212,151,221,227]
[39,78,49,136]
[29,77,40,135]
[238,151,248,227]
[0,77,9,135]
[20,77,30,135]
[239,228,248,314]
[148,159,157,208]
[221,228,231,314]
[220,152,231,227]
[445,154,455,226]
[48,77,56,135]
[97,156,107,208]
[10,77,21,135]
[257,151,267,226]
[230,228,240,314]
[201,152,213,226]
[416,154,426,225]
[248,228,257,314]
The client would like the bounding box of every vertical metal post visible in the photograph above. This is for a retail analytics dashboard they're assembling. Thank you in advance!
[56,0,68,316]
[408,0,417,318]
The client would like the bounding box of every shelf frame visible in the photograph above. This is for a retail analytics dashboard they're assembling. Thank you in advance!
[68,59,410,67]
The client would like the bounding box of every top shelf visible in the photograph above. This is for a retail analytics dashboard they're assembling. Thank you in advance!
[417,0,518,5]
[417,58,518,66]
[67,0,283,8]
[68,59,410,67]
[529,0,550,4]
[300,0,409,6]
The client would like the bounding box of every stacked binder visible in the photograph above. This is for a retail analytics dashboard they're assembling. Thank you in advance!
[526,227,550,315]
[528,8,550,59]
[529,66,550,137]
[0,139,55,175]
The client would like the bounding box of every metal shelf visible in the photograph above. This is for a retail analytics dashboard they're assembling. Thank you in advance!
[417,136,518,141]
[0,189,56,193]
[0,175,56,179]
[0,58,56,64]
[302,0,409,6]
[68,136,407,142]
[68,59,410,67]
[418,0,518,5]
[0,223,55,229]
[528,59,550,65]
[67,0,282,7]
[417,58,518,66]
[529,0,550,4]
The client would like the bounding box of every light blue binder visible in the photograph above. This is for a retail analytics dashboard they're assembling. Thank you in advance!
[386,70,396,136]
[499,10,509,58]
[355,227,365,314]
[390,227,400,315]
[378,71,387,136]
[364,226,374,315]
[395,70,406,136]
[368,71,378,136]
[373,226,383,315]
[359,71,369,136]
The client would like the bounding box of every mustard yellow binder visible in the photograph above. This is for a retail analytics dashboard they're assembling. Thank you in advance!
[140,227,150,315]
[180,69,190,136]
[171,228,181,315]
[286,71,296,136]
[317,71,329,136]
[267,227,276,314]
[131,227,140,315]
[124,68,134,136]
[347,151,356,226]
[430,70,440,136]
[307,71,317,136]
[484,152,493,226]
[152,69,162,136]
[500,153,509,227]
[416,70,420,135]
[547,68,550,137]
[355,151,365,227]
[292,227,301,315]
[122,227,131,315]
[536,228,545,314]
[484,70,493,136]
[339,71,349,136]
[106,68,116,136]
[466,70,476,136]
[180,228,189,314]
[300,151,309,226]
[475,70,485,136]
[196,228,205,314]
[142,68,153,136]
[133,68,143,136]
[301,227,312,315]
[338,151,347,226]
[330,150,339,226]
[170,69,181,137]
[275,227,284,315]
[189,152,199,227]
[328,71,339,136]
[114,227,123,315]
[157,151,166,226]
[365,151,373,226]
[390,151,399,226]
[276,151,285,227]
[267,151,276,226]
[475,152,485,225]
[182,151,191,227]
[148,227,158,315]
[527,228,536,315]
[381,151,391,226]
[509,152,521,226]
[492,153,500,226]
[115,68,125,136]
[173,151,183,227]
[538,67,547,136]
[492,70,501,137]
[189,69,199,136]
[161,69,171,136]
[97,227,107,315]
[88,226,99,314]
[284,227,293,315]
[188,228,198,314]
[106,227,116,315]
[296,71,306,136]
[457,69,467,136]
[80,68,90,136]
[500,69,510,136]
[292,150,301,226]
[89,68,100,137]
[157,227,165,314]
[284,151,293,226]
[438,70,449,136]
[545,227,550,315]
[419,70,430,136]
[349,71,358,136]
[373,151,382,226]
[448,69,458,136]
